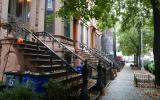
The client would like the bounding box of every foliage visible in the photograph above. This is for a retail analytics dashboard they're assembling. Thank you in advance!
[118,28,140,56]
[0,84,40,100]
[118,22,154,56]
[56,0,120,31]
[116,0,155,56]
[0,80,71,100]
[44,79,69,100]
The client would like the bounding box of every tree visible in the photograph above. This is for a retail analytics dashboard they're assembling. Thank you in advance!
[57,0,119,30]
[120,0,160,85]
[118,26,153,67]
[56,0,160,85]
[151,0,160,86]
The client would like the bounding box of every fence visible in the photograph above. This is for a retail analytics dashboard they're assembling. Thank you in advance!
[134,73,155,88]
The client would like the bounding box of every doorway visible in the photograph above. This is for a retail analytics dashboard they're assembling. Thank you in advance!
[8,0,31,24]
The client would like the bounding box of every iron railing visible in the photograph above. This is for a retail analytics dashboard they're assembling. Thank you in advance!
[0,19,114,99]
[77,42,114,69]
[35,31,96,75]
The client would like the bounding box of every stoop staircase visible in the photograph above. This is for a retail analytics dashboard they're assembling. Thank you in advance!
[75,42,119,80]
[77,43,115,68]
[0,20,101,99]
[78,50,99,68]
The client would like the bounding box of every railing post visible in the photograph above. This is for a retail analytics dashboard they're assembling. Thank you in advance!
[102,65,107,86]
[50,51,53,68]
[80,60,89,100]
[96,60,104,94]
[65,63,69,83]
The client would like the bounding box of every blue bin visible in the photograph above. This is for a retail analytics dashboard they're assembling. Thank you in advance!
[5,72,22,88]
[22,74,49,93]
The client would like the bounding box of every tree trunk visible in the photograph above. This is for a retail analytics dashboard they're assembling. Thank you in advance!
[151,0,160,85]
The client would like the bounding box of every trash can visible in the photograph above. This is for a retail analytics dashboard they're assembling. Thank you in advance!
[22,73,50,93]
[5,71,22,88]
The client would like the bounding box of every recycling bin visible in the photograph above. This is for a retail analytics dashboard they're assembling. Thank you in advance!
[22,73,50,93]
[5,71,22,88]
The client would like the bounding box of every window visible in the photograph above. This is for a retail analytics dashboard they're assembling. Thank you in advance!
[64,18,70,38]
[44,0,55,33]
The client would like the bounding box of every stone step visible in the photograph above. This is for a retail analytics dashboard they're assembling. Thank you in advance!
[35,65,64,72]
[30,59,62,65]
[23,53,58,59]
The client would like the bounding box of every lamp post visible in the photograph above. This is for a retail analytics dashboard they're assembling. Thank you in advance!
[141,28,144,71]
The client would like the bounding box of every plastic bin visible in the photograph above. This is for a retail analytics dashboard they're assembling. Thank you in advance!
[5,71,22,88]
[22,73,49,93]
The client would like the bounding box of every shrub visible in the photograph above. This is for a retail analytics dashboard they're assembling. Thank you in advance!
[0,84,42,100]
[44,79,70,100]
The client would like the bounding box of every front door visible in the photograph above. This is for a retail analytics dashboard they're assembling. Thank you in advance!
[8,0,31,24]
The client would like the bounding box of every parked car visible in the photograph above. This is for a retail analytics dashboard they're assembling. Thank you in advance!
[116,56,125,66]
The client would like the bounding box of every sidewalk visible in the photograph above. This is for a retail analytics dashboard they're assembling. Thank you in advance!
[99,65,160,100]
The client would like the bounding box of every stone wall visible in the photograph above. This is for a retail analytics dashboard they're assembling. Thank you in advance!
[0,38,36,81]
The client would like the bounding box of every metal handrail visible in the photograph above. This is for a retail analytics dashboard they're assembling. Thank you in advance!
[5,21,78,74]
[93,48,118,65]
[78,42,114,65]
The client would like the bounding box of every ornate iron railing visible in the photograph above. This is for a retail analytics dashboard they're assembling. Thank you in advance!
[77,42,115,68]
[92,48,118,65]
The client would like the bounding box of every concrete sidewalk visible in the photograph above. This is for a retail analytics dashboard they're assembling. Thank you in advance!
[99,65,160,100]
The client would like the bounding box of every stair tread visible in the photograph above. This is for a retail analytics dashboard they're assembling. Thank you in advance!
[31,59,61,62]
[23,53,50,57]
[58,74,82,81]
[36,65,61,68]
[23,70,65,75]
[16,43,46,48]
[18,48,45,52]
[88,79,97,90]
[89,60,98,62]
